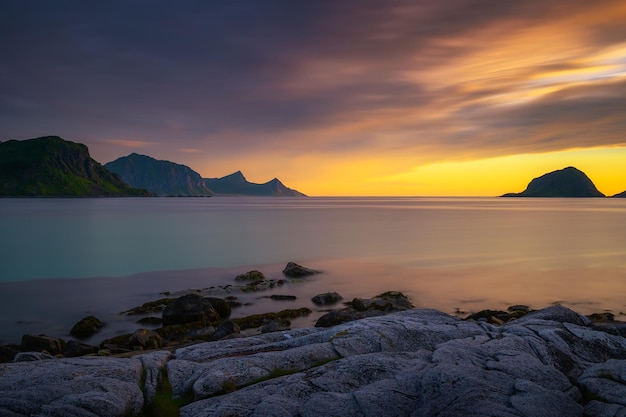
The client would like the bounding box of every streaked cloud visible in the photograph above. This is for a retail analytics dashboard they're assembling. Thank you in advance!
[1,0,625,194]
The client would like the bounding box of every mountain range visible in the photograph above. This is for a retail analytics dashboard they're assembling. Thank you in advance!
[105,153,306,197]
[0,136,306,197]
[0,136,153,197]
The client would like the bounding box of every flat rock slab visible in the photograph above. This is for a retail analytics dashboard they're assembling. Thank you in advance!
[0,356,144,417]
[4,306,626,417]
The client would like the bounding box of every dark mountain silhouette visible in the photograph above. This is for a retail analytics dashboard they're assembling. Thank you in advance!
[612,191,626,198]
[502,167,605,198]
[105,155,306,197]
[0,136,153,197]
[205,171,306,196]
[105,153,214,196]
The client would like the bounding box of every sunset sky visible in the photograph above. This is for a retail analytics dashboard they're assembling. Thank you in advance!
[2,1,626,196]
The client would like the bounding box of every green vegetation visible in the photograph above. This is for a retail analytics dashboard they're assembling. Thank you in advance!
[0,136,153,197]
[142,367,192,417]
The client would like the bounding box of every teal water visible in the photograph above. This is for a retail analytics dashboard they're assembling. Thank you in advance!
[1,197,626,344]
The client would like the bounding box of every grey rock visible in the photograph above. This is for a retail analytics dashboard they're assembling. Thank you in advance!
[0,356,143,417]
[235,270,266,281]
[13,351,56,362]
[6,306,626,417]
[137,350,172,404]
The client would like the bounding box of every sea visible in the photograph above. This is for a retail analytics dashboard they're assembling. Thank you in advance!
[1,196,625,346]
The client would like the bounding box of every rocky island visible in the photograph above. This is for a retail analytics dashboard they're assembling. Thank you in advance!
[502,166,605,198]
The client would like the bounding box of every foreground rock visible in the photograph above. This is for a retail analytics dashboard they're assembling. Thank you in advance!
[3,306,626,416]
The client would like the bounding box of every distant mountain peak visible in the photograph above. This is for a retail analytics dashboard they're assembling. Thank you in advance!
[105,154,214,197]
[502,166,605,198]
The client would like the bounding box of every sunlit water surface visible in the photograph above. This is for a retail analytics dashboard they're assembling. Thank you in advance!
[1,197,625,344]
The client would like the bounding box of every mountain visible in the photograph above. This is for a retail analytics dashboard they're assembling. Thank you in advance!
[612,191,626,198]
[502,167,605,198]
[205,171,306,196]
[104,154,306,197]
[0,136,153,197]
[104,153,214,196]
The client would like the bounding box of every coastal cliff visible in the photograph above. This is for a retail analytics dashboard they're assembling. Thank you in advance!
[2,306,626,416]
[0,136,153,197]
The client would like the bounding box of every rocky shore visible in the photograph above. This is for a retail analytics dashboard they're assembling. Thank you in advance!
[3,262,626,416]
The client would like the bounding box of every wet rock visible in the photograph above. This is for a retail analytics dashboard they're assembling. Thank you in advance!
[70,315,105,338]
[312,292,343,305]
[232,308,312,330]
[271,294,297,301]
[282,261,320,277]
[351,291,413,312]
[63,340,98,357]
[21,334,65,355]
[137,316,163,326]
[205,297,232,319]
[316,291,413,327]
[162,294,220,326]
[465,309,510,325]
[235,270,266,281]
[211,320,240,341]
[123,297,174,315]
[240,279,285,292]
[128,329,163,350]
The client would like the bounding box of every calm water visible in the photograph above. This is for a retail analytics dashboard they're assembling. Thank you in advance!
[1,197,626,344]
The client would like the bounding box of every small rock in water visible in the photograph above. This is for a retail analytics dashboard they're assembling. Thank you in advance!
[162,294,220,326]
[235,270,266,281]
[282,261,320,277]
[312,292,343,305]
[270,294,297,301]
[70,315,104,339]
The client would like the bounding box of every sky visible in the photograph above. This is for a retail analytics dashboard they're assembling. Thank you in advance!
[1,1,626,196]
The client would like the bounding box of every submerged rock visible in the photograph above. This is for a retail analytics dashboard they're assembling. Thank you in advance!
[162,294,220,326]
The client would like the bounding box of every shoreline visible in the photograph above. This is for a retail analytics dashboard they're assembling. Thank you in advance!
[2,260,625,362]
[2,258,626,347]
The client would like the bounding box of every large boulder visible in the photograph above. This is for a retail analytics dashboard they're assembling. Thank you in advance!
[162,294,220,326]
